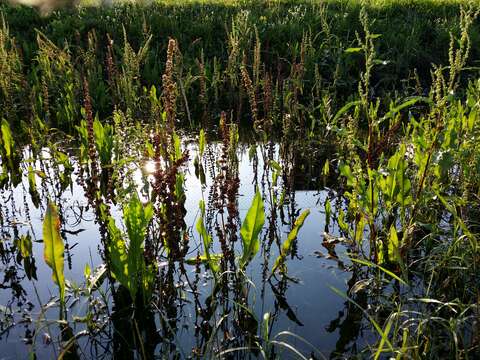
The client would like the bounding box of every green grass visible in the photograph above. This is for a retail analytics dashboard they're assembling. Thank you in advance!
[2,0,479,83]
[0,2,480,357]
[1,0,479,128]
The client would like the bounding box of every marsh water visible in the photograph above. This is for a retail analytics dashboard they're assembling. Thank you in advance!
[0,135,373,359]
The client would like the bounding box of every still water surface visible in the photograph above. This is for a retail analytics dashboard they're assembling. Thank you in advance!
[0,141,365,359]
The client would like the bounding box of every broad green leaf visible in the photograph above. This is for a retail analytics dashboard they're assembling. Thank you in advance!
[107,217,130,293]
[240,189,265,267]
[337,208,351,236]
[248,144,257,161]
[1,119,13,158]
[124,193,153,297]
[173,132,182,161]
[93,117,114,166]
[75,120,89,162]
[339,164,355,188]
[43,202,65,303]
[145,141,155,158]
[354,215,367,246]
[377,239,385,265]
[271,209,310,275]
[325,199,331,228]
[322,159,330,176]
[27,166,37,194]
[108,194,154,301]
[378,145,412,211]
[28,166,40,208]
[124,194,153,250]
[175,173,185,201]
[199,129,205,156]
[388,224,400,264]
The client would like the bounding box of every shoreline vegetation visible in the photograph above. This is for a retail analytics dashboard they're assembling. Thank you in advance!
[2,1,480,111]
[0,0,479,358]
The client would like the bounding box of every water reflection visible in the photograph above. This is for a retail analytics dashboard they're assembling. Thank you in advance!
[0,135,365,359]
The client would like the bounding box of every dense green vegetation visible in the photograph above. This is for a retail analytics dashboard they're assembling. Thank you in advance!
[2,0,480,124]
[0,0,479,359]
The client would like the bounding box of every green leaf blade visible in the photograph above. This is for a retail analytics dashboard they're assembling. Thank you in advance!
[43,202,65,303]
[240,189,265,268]
[271,209,310,275]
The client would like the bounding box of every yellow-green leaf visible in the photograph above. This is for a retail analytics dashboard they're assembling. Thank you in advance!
[43,202,65,303]
[1,119,13,158]
[185,254,222,266]
[199,129,206,156]
[107,217,130,293]
[15,234,33,258]
[388,224,400,264]
[271,209,310,275]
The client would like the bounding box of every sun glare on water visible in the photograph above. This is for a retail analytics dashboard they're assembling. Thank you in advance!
[144,160,157,175]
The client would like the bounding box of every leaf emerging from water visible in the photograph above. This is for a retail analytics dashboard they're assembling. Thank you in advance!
[196,200,219,273]
[1,119,13,158]
[108,193,154,301]
[240,189,265,268]
[43,201,65,304]
[271,209,310,275]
